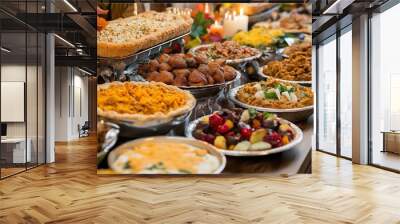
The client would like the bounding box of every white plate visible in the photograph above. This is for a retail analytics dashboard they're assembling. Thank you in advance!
[108,136,226,174]
[258,65,312,86]
[228,85,314,113]
[185,115,303,157]
[189,44,262,65]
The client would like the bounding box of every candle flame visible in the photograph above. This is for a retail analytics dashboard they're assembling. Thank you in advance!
[134,3,137,15]
[240,8,244,16]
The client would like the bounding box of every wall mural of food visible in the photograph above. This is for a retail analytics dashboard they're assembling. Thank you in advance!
[97,3,312,175]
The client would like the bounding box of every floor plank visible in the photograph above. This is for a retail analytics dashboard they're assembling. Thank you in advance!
[0,136,399,224]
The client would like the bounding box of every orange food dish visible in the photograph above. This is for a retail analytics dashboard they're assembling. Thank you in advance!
[97,82,196,124]
[112,141,217,174]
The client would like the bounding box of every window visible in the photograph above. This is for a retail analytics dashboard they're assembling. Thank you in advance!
[370,3,400,171]
[317,36,337,154]
[339,27,352,158]
[0,1,46,179]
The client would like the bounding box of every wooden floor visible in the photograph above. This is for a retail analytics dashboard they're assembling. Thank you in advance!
[0,136,400,224]
[373,150,400,171]
[1,167,25,177]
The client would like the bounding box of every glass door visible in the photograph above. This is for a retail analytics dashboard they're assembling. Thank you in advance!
[370,3,400,172]
[339,26,352,159]
[0,0,47,179]
[317,35,337,155]
[0,27,28,178]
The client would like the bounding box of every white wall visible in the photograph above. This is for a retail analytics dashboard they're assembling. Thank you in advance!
[54,67,89,141]
[55,66,69,141]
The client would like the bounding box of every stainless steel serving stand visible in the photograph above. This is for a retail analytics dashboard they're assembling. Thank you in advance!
[97,32,190,82]
[248,4,281,25]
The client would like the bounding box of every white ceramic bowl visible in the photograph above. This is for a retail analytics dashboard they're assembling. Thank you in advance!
[185,115,303,157]
[189,44,262,65]
[228,85,314,122]
[258,66,312,86]
[108,136,226,174]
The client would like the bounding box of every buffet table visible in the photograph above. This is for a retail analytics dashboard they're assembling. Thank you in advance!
[97,4,313,175]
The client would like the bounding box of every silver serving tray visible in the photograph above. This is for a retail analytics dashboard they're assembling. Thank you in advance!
[189,44,262,65]
[136,70,241,99]
[185,114,303,157]
[98,32,190,66]
[99,109,193,139]
[228,85,314,122]
[108,136,226,174]
[179,70,241,98]
[257,66,312,86]
[97,122,120,165]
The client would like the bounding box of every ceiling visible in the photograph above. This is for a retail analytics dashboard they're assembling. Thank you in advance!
[0,0,96,73]
[312,0,391,43]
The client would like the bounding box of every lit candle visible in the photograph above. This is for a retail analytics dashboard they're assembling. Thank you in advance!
[209,21,223,36]
[235,8,249,33]
[223,8,248,38]
[223,12,236,38]
[134,3,137,16]
[205,3,209,15]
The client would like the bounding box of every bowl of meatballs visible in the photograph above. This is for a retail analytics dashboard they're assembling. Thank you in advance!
[138,53,240,98]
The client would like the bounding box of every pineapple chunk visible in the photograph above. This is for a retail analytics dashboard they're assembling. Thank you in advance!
[250,142,272,151]
[233,141,251,151]
[214,136,227,149]
[240,110,250,122]
[249,129,267,144]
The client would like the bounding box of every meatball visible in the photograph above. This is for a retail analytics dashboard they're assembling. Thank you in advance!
[197,64,210,76]
[194,55,208,64]
[173,69,190,79]
[148,60,159,72]
[157,71,174,84]
[159,63,172,71]
[158,54,170,63]
[146,71,174,84]
[173,76,188,86]
[208,62,221,74]
[188,69,207,85]
[168,55,187,69]
[206,75,215,85]
[212,68,225,83]
[184,54,198,68]
[146,71,161,82]
[223,65,236,81]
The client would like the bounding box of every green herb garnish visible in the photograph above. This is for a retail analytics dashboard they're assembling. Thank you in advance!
[263,112,273,119]
[274,83,289,93]
[264,91,279,100]
[124,162,131,169]
[147,162,165,171]
[248,108,257,119]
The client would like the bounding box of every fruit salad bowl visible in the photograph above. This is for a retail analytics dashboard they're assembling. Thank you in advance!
[185,108,303,156]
